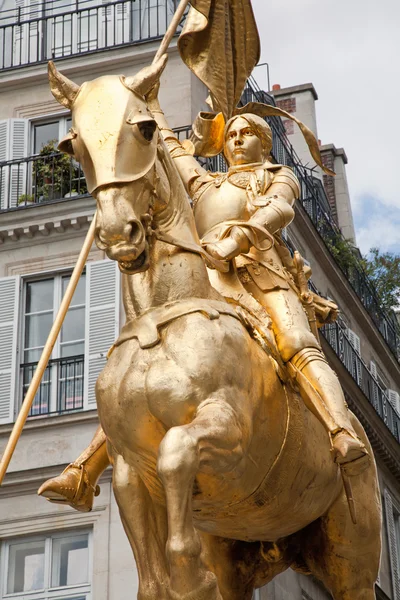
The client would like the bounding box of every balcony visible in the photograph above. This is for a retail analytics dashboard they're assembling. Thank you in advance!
[21,354,84,418]
[321,320,400,444]
[0,0,178,71]
[0,151,88,210]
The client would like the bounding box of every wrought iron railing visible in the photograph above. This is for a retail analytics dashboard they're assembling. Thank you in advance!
[0,0,178,71]
[0,152,87,210]
[21,355,84,417]
[320,321,400,444]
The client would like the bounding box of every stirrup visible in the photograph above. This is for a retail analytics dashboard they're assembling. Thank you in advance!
[330,430,370,476]
[38,463,100,512]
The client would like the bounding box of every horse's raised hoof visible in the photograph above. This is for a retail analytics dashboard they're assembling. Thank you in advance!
[38,463,100,512]
[331,431,370,475]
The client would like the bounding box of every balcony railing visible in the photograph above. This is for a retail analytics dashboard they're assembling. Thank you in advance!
[321,321,400,444]
[0,152,88,210]
[21,355,84,418]
[0,0,179,71]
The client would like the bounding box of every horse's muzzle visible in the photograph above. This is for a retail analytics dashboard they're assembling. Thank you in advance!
[103,240,149,274]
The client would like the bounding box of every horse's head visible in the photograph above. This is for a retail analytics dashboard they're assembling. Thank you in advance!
[48,57,168,274]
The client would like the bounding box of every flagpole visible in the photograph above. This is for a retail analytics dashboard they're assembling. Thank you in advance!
[0,215,97,486]
[153,0,191,63]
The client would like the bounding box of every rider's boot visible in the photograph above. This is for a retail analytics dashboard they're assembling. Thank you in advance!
[38,425,110,512]
[289,348,369,476]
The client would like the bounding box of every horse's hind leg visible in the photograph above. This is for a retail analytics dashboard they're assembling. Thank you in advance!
[157,398,246,600]
[301,431,381,599]
[109,447,169,600]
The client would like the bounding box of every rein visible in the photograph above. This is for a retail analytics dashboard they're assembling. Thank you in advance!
[152,229,230,273]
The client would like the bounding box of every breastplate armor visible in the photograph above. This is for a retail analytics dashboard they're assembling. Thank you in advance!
[194,178,255,240]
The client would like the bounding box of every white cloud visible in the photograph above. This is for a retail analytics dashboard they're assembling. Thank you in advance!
[252,0,400,233]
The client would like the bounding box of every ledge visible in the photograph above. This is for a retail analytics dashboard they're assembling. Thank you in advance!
[320,143,348,164]
[0,195,96,247]
[272,82,318,101]
[0,39,179,91]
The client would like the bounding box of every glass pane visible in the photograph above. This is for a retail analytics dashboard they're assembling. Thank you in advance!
[60,341,85,358]
[61,307,85,344]
[62,274,86,306]
[34,121,59,154]
[26,279,54,313]
[7,539,45,593]
[24,312,53,353]
[51,534,89,587]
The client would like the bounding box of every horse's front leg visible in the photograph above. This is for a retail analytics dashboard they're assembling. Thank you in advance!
[109,447,170,600]
[157,394,246,600]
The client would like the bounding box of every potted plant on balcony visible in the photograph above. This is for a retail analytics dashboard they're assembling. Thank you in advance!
[17,193,35,207]
[34,140,75,201]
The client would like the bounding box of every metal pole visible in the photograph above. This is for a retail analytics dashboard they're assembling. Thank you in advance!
[153,0,190,63]
[0,215,97,486]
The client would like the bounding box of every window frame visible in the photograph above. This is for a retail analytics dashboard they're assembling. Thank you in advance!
[0,529,93,600]
[29,113,71,157]
[19,269,86,417]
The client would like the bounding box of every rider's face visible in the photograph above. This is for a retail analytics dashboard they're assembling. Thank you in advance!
[224,117,263,166]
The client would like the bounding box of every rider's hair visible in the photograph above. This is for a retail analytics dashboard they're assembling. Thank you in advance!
[224,114,273,160]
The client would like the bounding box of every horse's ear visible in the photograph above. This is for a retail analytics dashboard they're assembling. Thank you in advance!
[123,55,168,97]
[48,61,81,109]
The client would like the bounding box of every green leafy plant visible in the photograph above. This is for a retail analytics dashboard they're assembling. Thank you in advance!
[17,193,35,205]
[34,140,87,200]
[363,248,400,312]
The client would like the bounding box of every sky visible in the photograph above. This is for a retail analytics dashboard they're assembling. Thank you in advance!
[252,0,400,256]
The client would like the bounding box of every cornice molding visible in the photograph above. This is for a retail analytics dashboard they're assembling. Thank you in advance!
[0,196,96,247]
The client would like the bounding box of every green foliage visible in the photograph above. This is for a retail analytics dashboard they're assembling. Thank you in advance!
[325,229,400,312]
[363,247,400,312]
[17,193,34,205]
[324,229,360,274]
[35,140,87,200]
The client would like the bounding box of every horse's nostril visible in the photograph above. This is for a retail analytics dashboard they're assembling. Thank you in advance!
[128,220,142,244]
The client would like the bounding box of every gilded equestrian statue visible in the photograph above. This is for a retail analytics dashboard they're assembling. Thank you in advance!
[39,57,381,600]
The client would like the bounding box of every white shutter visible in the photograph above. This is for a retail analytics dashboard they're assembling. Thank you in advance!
[369,360,380,412]
[0,121,8,210]
[384,490,400,600]
[84,260,120,409]
[346,328,361,354]
[0,119,29,209]
[0,277,20,425]
[345,328,362,386]
[388,389,400,416]
[370,360,378,379]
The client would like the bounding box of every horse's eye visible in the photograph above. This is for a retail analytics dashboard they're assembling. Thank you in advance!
[138,121,157,142]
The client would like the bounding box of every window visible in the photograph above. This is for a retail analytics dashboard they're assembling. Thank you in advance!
[0,530,91,600]
[32,116,72,155]
[21,273,86,416]
[384,490,400,599]
[0,260,120,425]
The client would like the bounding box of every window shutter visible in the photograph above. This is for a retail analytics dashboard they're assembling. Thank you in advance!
[388,389,400,415]
[0,119,29,209]
[370,360,378,379]
[384,490,400,600]
[84,260,120,409]
[0,276,20,425]
[345,328,362,386]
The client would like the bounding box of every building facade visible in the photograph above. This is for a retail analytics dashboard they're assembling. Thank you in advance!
[0,2,399,599]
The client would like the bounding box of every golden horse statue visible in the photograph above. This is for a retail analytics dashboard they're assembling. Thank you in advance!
[45,58,381,600]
